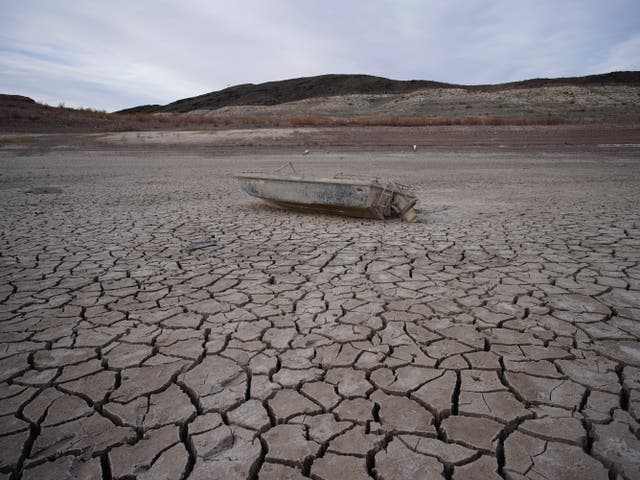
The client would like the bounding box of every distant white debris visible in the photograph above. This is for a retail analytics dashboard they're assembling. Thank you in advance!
[303,149,310,155]
[412,145,417,151]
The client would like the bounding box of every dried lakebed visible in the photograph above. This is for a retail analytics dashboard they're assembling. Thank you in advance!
[0,148,639,479]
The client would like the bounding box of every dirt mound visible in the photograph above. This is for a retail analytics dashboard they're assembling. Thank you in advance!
[0,95,172,133]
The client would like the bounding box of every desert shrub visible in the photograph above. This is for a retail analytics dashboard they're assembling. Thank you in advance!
[289,116,328,127]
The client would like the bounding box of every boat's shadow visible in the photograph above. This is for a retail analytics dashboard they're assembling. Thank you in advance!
[239,201,428,224]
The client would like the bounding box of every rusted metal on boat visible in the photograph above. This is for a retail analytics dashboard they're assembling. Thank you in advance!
[235,173,418,222]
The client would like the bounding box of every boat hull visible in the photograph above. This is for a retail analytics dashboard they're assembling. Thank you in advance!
[235,174,417,221]
[261,199,385,219]
[237,175,386,219]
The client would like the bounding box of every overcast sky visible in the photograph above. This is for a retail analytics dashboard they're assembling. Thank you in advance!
[1,0,639,111]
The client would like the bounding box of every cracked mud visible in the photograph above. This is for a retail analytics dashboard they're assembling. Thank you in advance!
[1,148,639,479]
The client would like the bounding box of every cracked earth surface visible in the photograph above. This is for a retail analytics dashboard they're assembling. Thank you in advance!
[0,148,639,479]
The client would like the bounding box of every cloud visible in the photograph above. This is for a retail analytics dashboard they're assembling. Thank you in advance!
[0,0,638,111]
[593,34,640,74]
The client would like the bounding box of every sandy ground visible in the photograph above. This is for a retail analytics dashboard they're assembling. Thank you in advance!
[0,133,639,479]
[2,124,640,154]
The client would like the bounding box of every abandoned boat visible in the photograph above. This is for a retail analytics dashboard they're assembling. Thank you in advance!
[235,173,418,222]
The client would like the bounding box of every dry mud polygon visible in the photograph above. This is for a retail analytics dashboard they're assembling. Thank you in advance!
[0,146,639,479]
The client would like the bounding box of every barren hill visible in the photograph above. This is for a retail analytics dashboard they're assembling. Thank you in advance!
[118,71,640,114]
[118,75,452,114]
[1,71,639,133]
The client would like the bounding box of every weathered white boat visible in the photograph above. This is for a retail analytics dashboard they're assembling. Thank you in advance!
[235,173,418,221]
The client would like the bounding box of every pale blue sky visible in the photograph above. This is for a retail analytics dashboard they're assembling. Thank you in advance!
[1,0,639,111]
